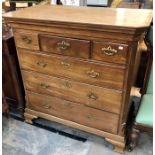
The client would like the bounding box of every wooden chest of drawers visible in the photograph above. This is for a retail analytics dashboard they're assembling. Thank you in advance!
[4,5,152,153]
[2,26,25,117]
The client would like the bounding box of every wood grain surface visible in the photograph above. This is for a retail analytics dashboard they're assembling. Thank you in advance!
[18,49,125,90]
[3,5,152,28]
[4,5,153,153]
[92,41,129,64]
[39,34,90,58]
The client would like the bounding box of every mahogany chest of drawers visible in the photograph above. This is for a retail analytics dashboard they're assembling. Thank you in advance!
[4,5,152,153]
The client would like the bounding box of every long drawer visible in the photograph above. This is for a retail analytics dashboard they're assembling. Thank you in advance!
[23,71,122,114]
[18,49,125,90]
[27,91,119,134]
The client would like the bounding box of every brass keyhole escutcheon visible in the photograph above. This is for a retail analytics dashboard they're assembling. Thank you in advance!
[64,81,72,88]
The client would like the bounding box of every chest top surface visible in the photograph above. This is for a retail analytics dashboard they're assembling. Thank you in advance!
[4,5,152,29]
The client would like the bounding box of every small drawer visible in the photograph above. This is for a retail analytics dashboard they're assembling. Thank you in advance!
[92,41,128,64]
[13,30,39,50]
[23,71,122,114]
[27,91,119,134]
[39,34,90,58]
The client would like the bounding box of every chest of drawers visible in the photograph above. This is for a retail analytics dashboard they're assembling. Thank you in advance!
[4,5,152,153]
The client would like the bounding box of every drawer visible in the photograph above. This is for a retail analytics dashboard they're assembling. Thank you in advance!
[92,41,128,64]
[27,92,119,134]
[18,49,125,90]
[14,30,39,50]
[39,34,90,58]
[23,71,122,114]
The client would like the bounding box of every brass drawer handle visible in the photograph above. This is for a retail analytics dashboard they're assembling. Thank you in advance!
[37,61,47,67]
[41,103,51,109]
[63,102,73,108]
[60,61,70,68]
[57,41,70,50]
[40,83,49,89]
[87,70,99,78]
[21,35,32,44]
[101,46,117,56]
[87,114,96,120]
[87,93,98,100]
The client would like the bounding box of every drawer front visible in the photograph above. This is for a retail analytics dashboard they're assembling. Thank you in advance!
[23,71,122,114]
[14,30,39,50]
[39,34,90,58]
[92,41,128,64]
[27,92,119,134]
[19,49,125,90]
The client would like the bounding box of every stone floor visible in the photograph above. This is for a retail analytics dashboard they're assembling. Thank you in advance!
[2,116,153,155]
